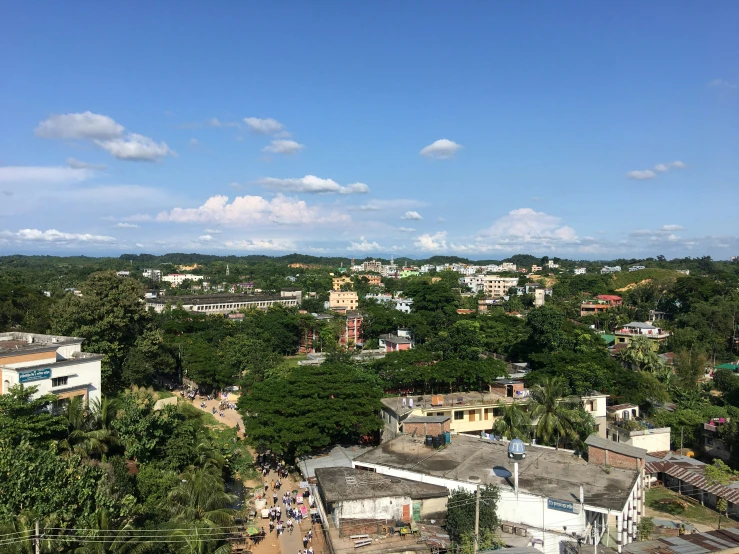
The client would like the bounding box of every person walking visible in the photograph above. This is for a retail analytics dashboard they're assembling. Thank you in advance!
[303,535,308,549]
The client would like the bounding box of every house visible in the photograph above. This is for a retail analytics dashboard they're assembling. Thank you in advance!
[332,275,353,290]
[585,435,647,472]
[608,404,640,421]
[531,265,543,272]
[145,292,299,314]
[574,268,587,275]
[582,392,609,438]
[329,290,359,311]
[116,270,130,277]
[601,266,621,274]
[315,467,448,533]
[534,288,546,307]
[624,528,739,554]
[614,322,671,350]
[162,273,204,286]
[596,295,623,307]
[299,313,334,354]
[547,260,559,269]
[0,332,102,408]
[394,297,413,314]
[483,276,519,298]
[703,418,733,461]
[580,301,611,317]
[628,266,645,272]
[359,274,382,286]
[379,330,413,352]
[354,434,644,554]
[605,418,671,454]
[142,269,162,282]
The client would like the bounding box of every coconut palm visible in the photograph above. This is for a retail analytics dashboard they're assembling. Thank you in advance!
[166,469,236,528]
[72,509,143,554]
[58,396,118,458]
[492,402,531,440]
[528,377,583,449]
[619,336,662,372]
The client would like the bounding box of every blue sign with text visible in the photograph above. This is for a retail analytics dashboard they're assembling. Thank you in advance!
[19,368,51,383]
[547,498,579,514]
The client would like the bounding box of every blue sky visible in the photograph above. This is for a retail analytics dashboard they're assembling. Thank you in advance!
[1,1,737,259]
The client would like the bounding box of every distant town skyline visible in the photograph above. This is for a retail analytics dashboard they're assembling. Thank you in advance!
[1,2,737,258]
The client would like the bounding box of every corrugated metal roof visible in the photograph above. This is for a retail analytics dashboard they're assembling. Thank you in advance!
[645,461,739,504]
[625,528,739,554]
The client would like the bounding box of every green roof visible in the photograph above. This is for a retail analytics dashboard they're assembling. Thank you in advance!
[600,334,616,344]
[715,363,739,371]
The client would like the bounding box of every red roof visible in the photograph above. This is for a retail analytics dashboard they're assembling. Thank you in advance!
[597,294,622,301]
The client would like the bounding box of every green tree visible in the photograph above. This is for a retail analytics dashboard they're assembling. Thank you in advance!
[50,272,150,392]
[122,329,177,387]
[492,402,531,440]
[637,517,654,541]
[673,350,708,390]
[220,336,279,388]
[0,385,65,445]
[239,361,383,460]
[713,368,739,392]
[445,486,500,545]
[705,459,738,529]
[619,336,663,372]
[529,377,593,449]
[58,396,119,459]
[526,305,567,352]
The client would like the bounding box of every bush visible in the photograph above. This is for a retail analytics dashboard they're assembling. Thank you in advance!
[713,369,739,393]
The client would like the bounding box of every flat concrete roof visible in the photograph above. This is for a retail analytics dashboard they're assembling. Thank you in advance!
[586,435,647,459]
[315,467,448,503]
[381,390,518,417]
[0,332,84,358]
[354,434,639,512]
[298,444,374,479]
[146,293,291,305]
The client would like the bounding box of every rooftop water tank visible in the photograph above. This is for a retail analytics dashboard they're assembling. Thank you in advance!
[508,439,526,460]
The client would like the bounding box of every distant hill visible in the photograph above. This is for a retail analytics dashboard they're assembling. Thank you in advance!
[609,268,687,291]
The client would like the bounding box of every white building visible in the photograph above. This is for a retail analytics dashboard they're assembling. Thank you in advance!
[116,270,130,277]
[0,332,102,407]
[547,261,559,269]
[354,434,644,554]
[601,266,621,274]
[628,266,646,272]
[534,288,546,307]
[574,268,587,275]
[162,273,205,286]
[394,298,413,314]
[146,292,300,314]
[142,269,162,282]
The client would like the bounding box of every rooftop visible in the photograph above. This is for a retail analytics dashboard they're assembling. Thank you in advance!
[381,390,517,416]
[315,467,448,503]
[354,434,639,511]
[585,435,647,459]
[0,332,83,358]
[404,416,451,424]
[145,293,292,305]
[298,444,374,479]
[624,528,739,554]
[379,333,413,344]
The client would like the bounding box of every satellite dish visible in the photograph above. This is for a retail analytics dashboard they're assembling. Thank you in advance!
[508,439,526,460]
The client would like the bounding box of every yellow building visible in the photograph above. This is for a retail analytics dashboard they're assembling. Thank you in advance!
[329,290,358,311]
[332,275,353,290]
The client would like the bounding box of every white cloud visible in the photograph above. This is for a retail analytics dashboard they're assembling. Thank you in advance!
[199,234,214,241]
[224,238,295,251]
[397,227,416,233]
[67,158,107,170]
[654,164,668,172]
[94,133,176,162]
[707,79,738,90]
[420,139,462,160]
[0,228,115,243]
[259,175,369,195]
[135,243,145,248]
[348,237,384,252]
[113,222,138,229]
[659,224,684,232]
[244,117,285,135]
[627,170,657,180]
[204,228,222,234]
[670,160,685,169]
[207,118,239,128]
[263,140,305,155]
[229,182,243,190]
[352,199,423,211]
[189,138,201,146]
[415,231,448,251]
[35,112,124,140]
[630,229,652,237]
[155,193,349,226]
[531,196,545,201]
[479,208,579,247]
[402,211,423,220]
[0,166,93,184]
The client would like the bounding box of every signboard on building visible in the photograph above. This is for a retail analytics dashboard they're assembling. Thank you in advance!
[547,498,580,514]
[19,368,52,383]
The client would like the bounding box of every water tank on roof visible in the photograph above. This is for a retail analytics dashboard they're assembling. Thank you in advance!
[508,439,526,460]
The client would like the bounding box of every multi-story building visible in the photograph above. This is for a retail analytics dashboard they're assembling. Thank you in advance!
[145,291,300,314]
[0,332,102,407]
[162,273,204,286]
[597,294,623,306]
[394,298,413,314]
[142,269,162,282]
[601,266,621,274]
[547,260,559,269]
[483,276,519,298]
[379,329,414,352]
[332,275,352,290]
[614,322,671,350]
[531,265,543,272]
[358,274,382,286]
[580,301,611,317]
[574,267,587,275]
[534,288,546,307]
[362,260,383,273]
[329,290,359,312]
[628,266,646,272]
[116,270,130,277]
[340,310,363,349]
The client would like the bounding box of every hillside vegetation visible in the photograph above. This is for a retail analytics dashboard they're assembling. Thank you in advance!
[609,268,686,291]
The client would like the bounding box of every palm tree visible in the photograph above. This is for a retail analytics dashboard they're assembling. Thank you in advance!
[619,336,662,372]
[0,514,69,554]
[167,469,236,528]
[492,402,531,440]
[529,377,583,449]
[72,509,143,554]
[58,396,118,458]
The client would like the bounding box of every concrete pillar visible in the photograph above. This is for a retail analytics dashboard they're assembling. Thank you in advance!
[616,513,622,554]
[626,497,633,543]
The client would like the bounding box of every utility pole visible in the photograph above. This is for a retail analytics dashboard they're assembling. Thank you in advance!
[34,520,39,554]
[474,485,480,554]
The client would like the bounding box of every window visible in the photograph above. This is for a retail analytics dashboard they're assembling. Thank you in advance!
[454,410,464,420]
[484,408,491,420]
[52,376,68,387]
[469,410,476,422]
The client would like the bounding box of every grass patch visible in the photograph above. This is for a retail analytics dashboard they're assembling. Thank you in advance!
[610,268,686,291]
[646,487,736,529]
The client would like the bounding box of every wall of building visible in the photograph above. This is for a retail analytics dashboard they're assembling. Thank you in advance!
[0,350,57,369]
[403,420,451,437]
[626,430,670,453]
[334,496,409,524]
[587,447,642,471]
[1,358,101,405]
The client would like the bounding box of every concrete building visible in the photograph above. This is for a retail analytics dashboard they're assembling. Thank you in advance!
[597,295,623,307]
[332,275,353,290]
[359,274,382,286]
[534,288,546,307]
[329,290,359,311]
[379,332,413,352]
[315,467,448,532]
[580,302,611,317]
[484,276,519,298]
[628,266,645,272]
[402,415,451,437]
[582,392,609,438]
[162,273,204,286]
[605,423,671,454]
[574,268,587,275]
[394,297,413,313]
[624,527,739,554]
[142,269,162,282]
[614,323,671,350]
[531,265,543,272]
[362,260,384,273]
[145,292,299,314]
[340,310,363,348]
[601,266,621,274]
[116,270,130,277]
[353,434,644,554]
[0,332,102,407]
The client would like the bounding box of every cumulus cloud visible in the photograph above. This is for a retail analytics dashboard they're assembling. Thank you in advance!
[198,234,214,242]
[94,133,176,162]
[420,139,462,160]
[402,211,423,220]
[628,161,685,180]
[244,117,285,135]
[37,111,175,162]
[263,140,305,155]
[627,170,657,180]
[0,228,115,243]
[35,112,124,140]
[155,193,348,227]
[224,238,295,251]
[0,166,94,184]
[258,175,369,195]
[67,158,107,170]
[415,231,448,251]
[348,237,384,252]
[113,222,138,229]
[480,208,579,246]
